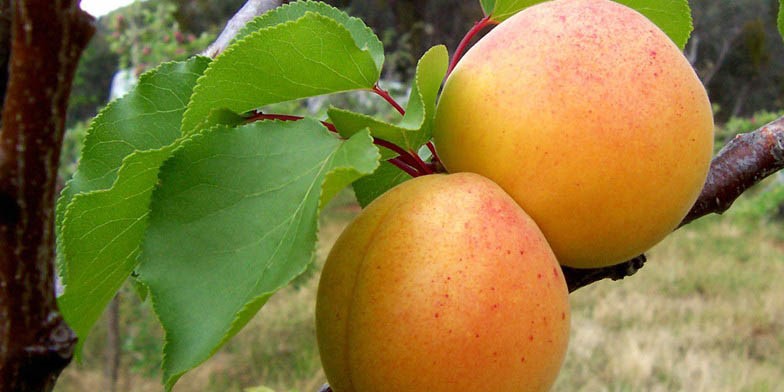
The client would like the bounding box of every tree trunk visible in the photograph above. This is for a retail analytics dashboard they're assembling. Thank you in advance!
[0,1,94,390]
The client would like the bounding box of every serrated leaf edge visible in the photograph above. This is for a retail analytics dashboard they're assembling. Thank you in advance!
[153,125,378,390]
[56,57,211,275]
[182,12,381,135]
[327,44,447,151]
[233,0,384,70]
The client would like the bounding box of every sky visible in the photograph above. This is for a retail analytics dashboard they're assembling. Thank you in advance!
[81,0,140,17]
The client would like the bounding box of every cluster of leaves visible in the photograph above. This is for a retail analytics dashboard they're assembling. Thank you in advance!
[58,0,776,389]
[57,1,447,388]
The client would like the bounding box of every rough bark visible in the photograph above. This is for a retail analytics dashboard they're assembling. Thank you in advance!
[564,116,784,292]
[0,1,94,390]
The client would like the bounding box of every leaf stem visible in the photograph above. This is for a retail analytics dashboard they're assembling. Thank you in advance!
[388,157,421,178]
[372,137,431,175]
[246,112,340,133]
[246,111,428,177]
[447,15,496,77]
[372,84,406,116]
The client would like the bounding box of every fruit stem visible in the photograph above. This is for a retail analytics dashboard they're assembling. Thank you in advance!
[447,15,496,77]
[372,84,406,116]
[247,111,428,177]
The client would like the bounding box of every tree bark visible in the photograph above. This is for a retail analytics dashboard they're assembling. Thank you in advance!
[0,1,94,390]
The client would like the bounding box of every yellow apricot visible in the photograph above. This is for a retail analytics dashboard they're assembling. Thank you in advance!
[433,0,714,268]
[316,173,570,392]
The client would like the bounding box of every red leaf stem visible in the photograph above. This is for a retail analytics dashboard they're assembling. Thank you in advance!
[388,158,420,178]
[371,84,406,116]
[447,15,496,77]
[246,112,427,177]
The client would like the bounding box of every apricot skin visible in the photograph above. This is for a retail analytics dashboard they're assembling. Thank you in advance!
[316,173,570,392]
[432,0,714,268]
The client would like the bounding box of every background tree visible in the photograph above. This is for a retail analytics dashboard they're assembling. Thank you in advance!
[690,0,784,120]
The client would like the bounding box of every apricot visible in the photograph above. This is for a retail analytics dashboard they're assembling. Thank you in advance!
[432,0,714,268]
[316,173,570,392]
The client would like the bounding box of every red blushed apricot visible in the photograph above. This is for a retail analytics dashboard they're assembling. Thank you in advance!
[433,0,714,268]
[316,173,570,392]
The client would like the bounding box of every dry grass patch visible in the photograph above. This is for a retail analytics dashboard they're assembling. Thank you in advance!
[556,213,784,392]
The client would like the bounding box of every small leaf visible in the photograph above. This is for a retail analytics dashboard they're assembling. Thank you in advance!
[614,0,692,49]
[58,145,179,353]
[484,0,692,49]
[233,0,383,70]
[55,57,209,353]
[329,45,447,205]
[352,161,410,207]
[182,12,382,135]
[328,45,448,150]
[135,120,379,390]
[484,0,543,22]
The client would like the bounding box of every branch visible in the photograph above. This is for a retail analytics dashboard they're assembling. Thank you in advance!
[0,0,94,390]
[564,116,784,292]
[202,0,283,58]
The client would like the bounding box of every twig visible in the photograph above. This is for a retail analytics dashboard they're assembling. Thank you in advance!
[682,117,784,225]
[202,0,282,58]
[564,116,784,292]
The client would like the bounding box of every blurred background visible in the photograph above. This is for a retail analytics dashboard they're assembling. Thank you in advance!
[56,0,783,391]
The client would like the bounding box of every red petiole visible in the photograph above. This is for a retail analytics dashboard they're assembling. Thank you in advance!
[247,111,432,177]
[371,84,406,116]
[447,15,497,77]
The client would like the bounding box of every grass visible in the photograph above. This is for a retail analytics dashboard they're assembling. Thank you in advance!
[55,188,784,392]
[556,212,784,392]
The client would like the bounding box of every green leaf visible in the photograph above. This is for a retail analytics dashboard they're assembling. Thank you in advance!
[480,0,496,16]
[182,12,383,135]
[779,0,784,42]
[484,0,692,49]
[135,120,379,390]
[352,161,410,207]
[614,0,692,49]
[327,45,447,152]
[55,57,209,352]
[57,57,210,242]
[329,45,447,205]
[233,0,383,70]
[484,0,543,22]
[58,145,179,352]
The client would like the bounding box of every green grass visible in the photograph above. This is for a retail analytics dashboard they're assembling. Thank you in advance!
[55,189,784,392]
